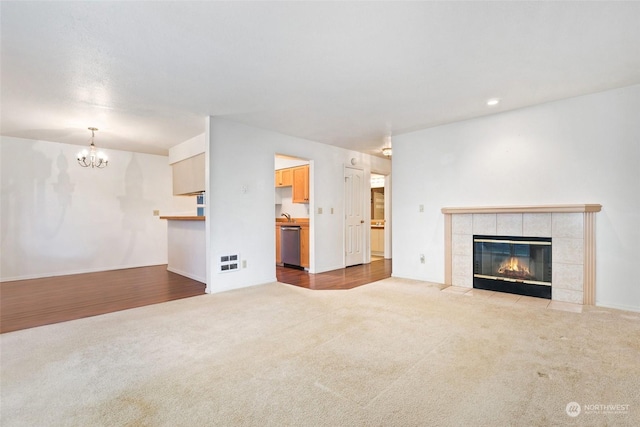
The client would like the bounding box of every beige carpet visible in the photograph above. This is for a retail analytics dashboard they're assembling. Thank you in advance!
[1,278,638,426]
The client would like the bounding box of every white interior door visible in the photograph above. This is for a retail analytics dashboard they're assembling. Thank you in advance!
[345,167,365,266]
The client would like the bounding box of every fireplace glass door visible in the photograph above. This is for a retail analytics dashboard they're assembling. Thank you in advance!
[473,235,552,298]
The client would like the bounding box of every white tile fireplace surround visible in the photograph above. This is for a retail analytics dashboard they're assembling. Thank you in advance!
[442,205,602,305]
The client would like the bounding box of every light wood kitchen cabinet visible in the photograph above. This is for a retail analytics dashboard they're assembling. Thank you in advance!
[300,224,309,267]
[275,168,293,187]
[371,227,384,256]
[275,225,282,264]
[292,165,309,203]
[172,153,205,195]
[275,165,309,203]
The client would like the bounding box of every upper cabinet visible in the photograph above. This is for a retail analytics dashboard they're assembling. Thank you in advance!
[292,165,309,203]
[274,164,309,204]
[275,168,293,187]
[172,153,205,195]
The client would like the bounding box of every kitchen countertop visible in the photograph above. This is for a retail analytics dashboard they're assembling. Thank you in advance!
[371,220,385,229]
[276,218,309,226]
[159,216,205,221]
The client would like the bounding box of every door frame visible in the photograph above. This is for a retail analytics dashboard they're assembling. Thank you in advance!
[274,154,315,272]
[381,172,392,259]
[370,171,392,260]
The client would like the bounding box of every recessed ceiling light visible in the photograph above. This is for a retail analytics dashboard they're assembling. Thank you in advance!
[487,98,500,106]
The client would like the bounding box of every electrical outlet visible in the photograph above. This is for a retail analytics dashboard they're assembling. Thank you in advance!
[420,254,425,264]
[331,207,334,214]
[242,260,247,268]
[153,210,160,216]
[318,207,323,214]
[419,204,424,213]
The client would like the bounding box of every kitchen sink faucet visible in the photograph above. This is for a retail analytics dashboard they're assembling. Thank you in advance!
[281,213,291,222]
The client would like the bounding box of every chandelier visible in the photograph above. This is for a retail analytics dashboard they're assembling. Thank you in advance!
[77,127,108,168]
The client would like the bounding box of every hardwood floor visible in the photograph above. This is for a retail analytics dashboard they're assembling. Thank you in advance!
[0,265,205,334]
[277,258,392,290]
[1,260,392,334]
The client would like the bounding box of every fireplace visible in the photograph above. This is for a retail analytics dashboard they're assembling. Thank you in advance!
[442,205,601,304]
[473,235,552,299]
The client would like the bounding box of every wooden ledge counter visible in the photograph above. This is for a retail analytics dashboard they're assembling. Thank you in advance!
[159,216,205,221]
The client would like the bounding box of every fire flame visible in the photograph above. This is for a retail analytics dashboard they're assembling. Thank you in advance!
[497,257,532,279]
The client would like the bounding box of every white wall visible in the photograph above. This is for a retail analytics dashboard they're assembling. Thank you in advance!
[274,157,309,170]
[0,136,192,281]
[168,133,206,164]
[205,117,391,293]
[275,186,311,219]
[166,220,206,283]
[392,85,640,312]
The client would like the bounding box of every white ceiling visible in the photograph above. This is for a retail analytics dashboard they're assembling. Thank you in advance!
[2,1,639,157]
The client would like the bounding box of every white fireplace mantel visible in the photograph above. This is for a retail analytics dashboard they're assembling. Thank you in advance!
[442,204,602,305]
[441,204,602,215]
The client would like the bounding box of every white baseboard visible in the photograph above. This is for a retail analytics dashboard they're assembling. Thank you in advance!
[313,263,345,274]
[1,263,167,283]
[596,301,640,313]
[166,267,205,284]
[207,275,277,294]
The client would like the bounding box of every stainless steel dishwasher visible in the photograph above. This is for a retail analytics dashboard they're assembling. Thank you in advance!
[281,226,301,267]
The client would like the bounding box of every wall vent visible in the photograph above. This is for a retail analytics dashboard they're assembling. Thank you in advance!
[219,254,240,273]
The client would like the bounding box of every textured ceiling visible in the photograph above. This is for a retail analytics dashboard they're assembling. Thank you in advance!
[2,1,639,156]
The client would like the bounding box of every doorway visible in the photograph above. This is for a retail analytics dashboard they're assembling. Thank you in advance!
[274,154,312,271]
[370,173,385,261]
